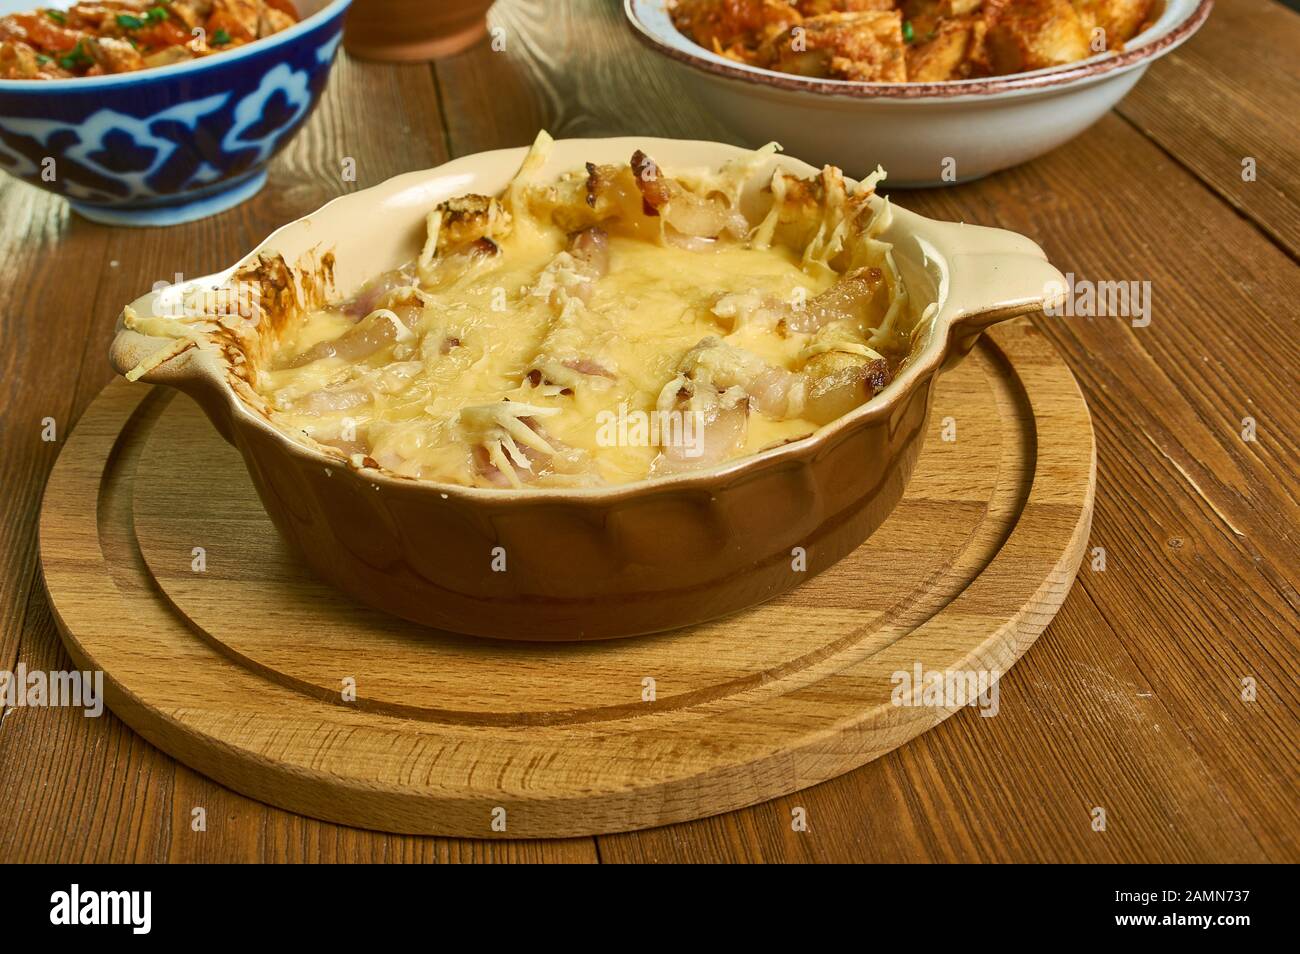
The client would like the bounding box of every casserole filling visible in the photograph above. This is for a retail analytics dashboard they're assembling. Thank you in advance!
[125,133,923,488]
[0,1,300,79]
[669,0,1158,82]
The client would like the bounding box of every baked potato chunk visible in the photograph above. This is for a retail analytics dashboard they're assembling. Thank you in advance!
[983,0,1091,74]
[798,0,895,13]
[900,0,982,21]
[766,11,907,81]
[670,0,1153,79]
[905,16,983,81]
[0,38,40,79]
[1071,0,1154,50]
[670,0,802,58]
[86,36,145,74]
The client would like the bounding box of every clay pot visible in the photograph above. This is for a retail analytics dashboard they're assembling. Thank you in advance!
[109,137,1066,640]
[344,0,494,61]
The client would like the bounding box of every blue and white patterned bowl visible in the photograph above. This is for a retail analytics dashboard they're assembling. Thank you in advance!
[0,0,350,226]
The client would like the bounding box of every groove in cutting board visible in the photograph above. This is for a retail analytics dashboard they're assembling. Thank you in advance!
[40,318,1094,837]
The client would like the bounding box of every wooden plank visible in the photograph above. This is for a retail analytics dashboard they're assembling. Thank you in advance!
[887,115,1300,862]
[0,53,595,863]
[434,0,734,154]
[2,0,1295,861]
[1115,0,1300,256]
[433,0,1297,861]
[38,321,1094,838]
[899,119,1300,576]
[0,193,108,679]
[602,586,1269,862]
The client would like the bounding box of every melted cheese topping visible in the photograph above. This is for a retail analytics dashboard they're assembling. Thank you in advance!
[261,219,834,486]
[241,140,907,489]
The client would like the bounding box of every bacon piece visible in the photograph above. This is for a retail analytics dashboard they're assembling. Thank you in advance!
[630,149,750,240]
[801,351,889,424]
[652,389,750,474]
[562,357,616,380]
[281,307,415,369]
[429,194,511,258]
[568,225,609,275]
[339,264,418,319]
[631,149,672,216]
[780,267,884,335]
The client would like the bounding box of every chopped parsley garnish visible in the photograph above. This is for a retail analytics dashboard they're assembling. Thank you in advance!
[211,28,231,46]
[146,6,168,23]
[57,39,91,70]
[44,9,67,24]
[35,53,51,64]
[902,20,915,44]
[116,13,145,29]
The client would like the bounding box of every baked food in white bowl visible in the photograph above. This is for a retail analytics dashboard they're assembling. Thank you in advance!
[626,0,1213,186]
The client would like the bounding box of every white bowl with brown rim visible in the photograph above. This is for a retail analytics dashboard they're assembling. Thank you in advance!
[626,0,1214,186]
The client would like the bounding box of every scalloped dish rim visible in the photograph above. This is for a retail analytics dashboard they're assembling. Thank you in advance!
[109,136,1066,501]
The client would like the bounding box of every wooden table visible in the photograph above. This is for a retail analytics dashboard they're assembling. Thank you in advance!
[1,0,1296,864]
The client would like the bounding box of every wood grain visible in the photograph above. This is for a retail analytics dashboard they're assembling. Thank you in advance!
[1,0,1296,861]
[39,324,1093,836]
[431,0,1298,861]
[1,52,589,862]
[891,116,1300,861]
[1115,0,1300,256]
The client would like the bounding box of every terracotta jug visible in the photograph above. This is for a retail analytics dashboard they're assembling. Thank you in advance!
[344,0,495,61]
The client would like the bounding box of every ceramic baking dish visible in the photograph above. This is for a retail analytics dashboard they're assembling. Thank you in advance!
[109,136,1066,640]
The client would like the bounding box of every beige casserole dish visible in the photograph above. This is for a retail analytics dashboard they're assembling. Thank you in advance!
[109,136,1066,640]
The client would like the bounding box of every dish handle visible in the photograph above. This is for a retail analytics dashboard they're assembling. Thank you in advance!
[108,278,242,446]
[913,220,1067,373]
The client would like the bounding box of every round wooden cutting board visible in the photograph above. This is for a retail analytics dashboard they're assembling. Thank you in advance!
[39,318,1094,838]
